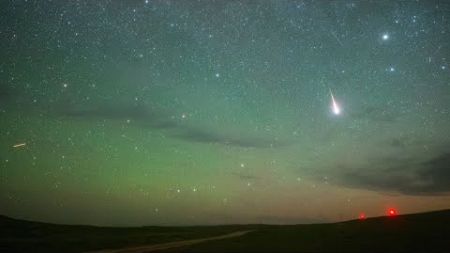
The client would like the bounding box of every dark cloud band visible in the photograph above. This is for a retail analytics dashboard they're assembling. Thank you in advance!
[336,152,450,195]
[59,103,289,148]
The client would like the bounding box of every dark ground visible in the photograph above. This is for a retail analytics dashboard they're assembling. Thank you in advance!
[1,209,449,253]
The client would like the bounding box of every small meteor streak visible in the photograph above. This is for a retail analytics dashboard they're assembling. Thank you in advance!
[330,89,341,115]
[13,143,26,148]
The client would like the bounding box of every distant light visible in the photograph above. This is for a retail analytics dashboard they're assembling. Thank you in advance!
[359,213,366,220]
[382,33,389,41]
[387,208,398,217]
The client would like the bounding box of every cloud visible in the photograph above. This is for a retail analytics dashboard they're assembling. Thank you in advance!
[418,152,450,192]
[336,152,450,195]
[0,86,14,103]
[60,103,289,148]
[231,172,259,181]
[386,136,427,150]
[389,137,408,148]
[61,103,176,129]
[175,126,289,148]
[350,105,398,123]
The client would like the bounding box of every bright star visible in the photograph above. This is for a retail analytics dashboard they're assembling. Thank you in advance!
[382,33,389,41]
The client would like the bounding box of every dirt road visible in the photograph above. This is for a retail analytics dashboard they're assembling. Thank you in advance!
[88,230,254,253]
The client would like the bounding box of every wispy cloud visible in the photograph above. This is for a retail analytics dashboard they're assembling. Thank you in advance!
[350,105,398,123]
[59,103,290,148]
[334,152,450,195]
[174,126,289,148]
[231,172,259,181]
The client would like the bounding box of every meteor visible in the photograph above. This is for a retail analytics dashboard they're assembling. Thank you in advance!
[330,89,341,115]
[13,143,26,148]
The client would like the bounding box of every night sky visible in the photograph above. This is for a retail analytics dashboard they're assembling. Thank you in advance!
[1,0,450,226]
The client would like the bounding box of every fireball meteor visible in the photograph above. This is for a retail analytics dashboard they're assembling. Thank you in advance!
[330,89,341,115]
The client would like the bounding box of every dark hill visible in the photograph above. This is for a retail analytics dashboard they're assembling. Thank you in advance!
[1,209,449,252]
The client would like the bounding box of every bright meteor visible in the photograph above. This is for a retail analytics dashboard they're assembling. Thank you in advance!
[330,89,341,115]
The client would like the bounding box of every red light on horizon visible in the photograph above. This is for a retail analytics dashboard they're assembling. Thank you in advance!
[387,208,398,217]
[359,213,366,220]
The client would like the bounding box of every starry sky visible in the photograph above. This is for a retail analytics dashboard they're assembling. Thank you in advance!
[1,0,450,226]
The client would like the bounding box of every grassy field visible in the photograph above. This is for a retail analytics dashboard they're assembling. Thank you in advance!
[1,209,449,252]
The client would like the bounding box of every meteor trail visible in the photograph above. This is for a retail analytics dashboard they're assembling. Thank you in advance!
[330,89,341,115]
[13,143,26,148]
